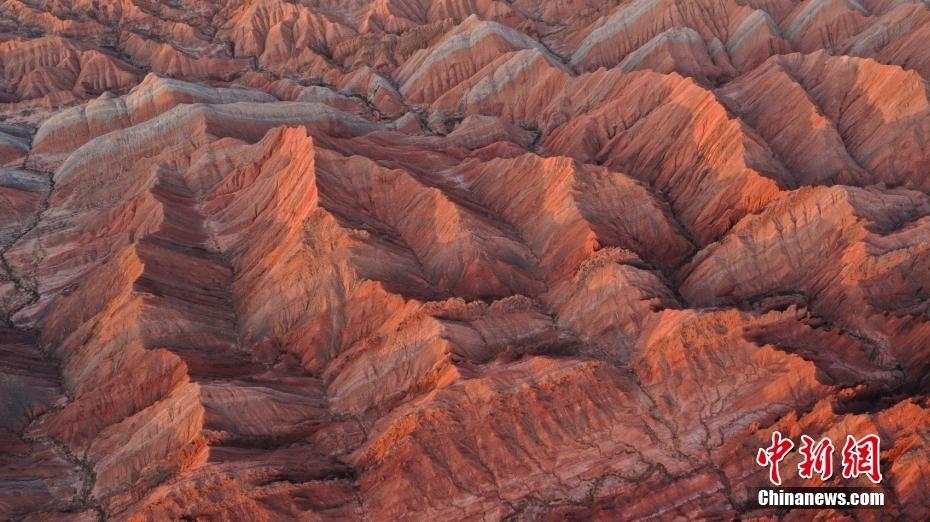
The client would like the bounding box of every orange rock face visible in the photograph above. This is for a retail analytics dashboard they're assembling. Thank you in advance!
[2,0,929,520]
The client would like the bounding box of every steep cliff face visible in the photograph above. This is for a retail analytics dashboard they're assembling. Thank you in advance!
[2,0,930,520]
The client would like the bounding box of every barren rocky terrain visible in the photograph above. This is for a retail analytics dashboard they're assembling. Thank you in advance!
[1,0,929,519]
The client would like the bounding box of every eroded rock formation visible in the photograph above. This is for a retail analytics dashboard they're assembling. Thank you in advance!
[1,0,929,520]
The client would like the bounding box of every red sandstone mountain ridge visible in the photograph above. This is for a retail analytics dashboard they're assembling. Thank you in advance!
[1,0,929,520]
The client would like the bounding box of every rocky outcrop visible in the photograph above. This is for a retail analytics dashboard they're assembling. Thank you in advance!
[30,74,276,167]
[394,15,556,104]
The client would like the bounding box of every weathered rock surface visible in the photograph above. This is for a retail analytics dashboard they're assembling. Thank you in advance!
[2,0,930,520]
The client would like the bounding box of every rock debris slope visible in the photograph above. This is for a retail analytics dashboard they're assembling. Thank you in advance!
[1,0,930,520]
